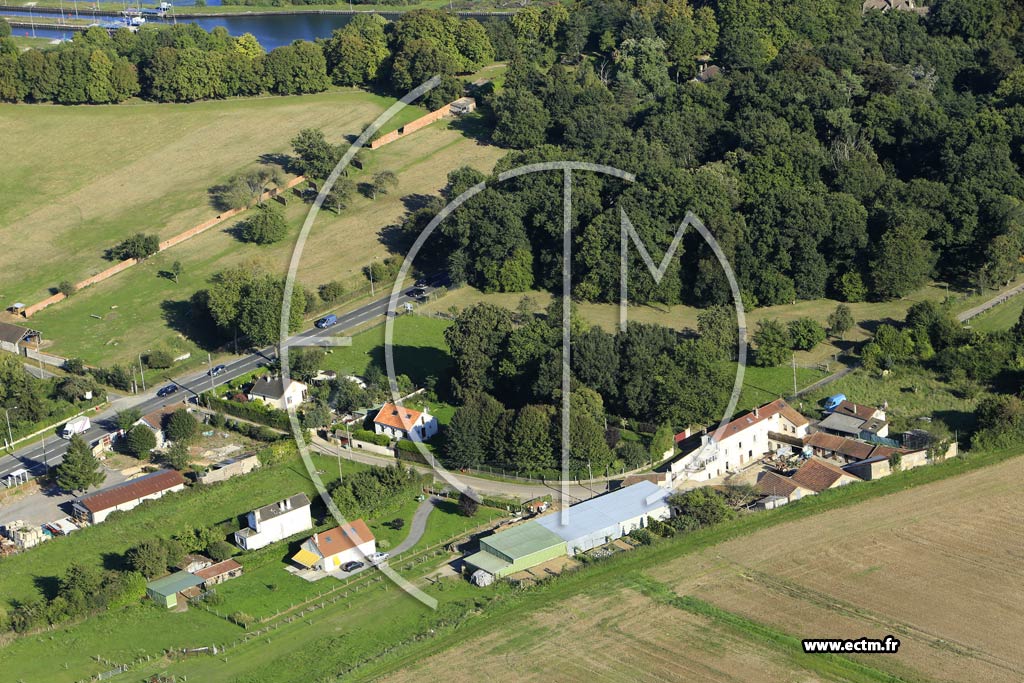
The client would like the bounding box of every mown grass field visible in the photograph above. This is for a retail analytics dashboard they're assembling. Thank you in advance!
[317,314,453,390]
[14,100,502,365]
[0,90,422,302]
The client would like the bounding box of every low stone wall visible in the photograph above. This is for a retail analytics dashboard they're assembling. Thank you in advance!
[369,103,455,150]
[22,175,306,318]
[349,438,395,457]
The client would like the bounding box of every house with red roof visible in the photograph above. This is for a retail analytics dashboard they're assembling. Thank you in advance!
[291,520,376,572]
[72,469,186,524]
[373,402,438,442]
[670,399,810,482]
[791,458,861,493]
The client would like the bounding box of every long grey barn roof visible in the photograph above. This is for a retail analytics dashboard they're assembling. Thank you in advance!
[536,481,669,543]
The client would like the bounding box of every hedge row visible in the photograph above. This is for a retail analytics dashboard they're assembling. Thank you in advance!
[205,395,290,431]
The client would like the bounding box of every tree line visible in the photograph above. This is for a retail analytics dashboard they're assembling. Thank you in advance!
[0,10,492,105]
[407,0,1022,309]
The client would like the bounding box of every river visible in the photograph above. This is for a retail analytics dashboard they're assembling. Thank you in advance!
[5,6,503,50]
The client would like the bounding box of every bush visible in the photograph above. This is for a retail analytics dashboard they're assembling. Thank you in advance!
[205,395,290,431]
[90,365,133,391]
[165,409,198,443]
[109,233,160,261]
[58,280,77,297]
[125,425,157,459]
[64,358,87,375]
[230,611,255,628]
[629,528,654,545]
[145,349,175,369]
[787,317,826,351]
[208,540,235,561]
[241,203,287,244]
[319,281,345,302]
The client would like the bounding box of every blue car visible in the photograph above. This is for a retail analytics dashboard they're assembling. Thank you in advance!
[208,364,227,377]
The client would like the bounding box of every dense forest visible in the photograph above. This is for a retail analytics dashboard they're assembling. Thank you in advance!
[402,0,1024,311]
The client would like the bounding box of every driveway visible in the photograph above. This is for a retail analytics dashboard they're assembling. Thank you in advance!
[310,439,603,502]
[390,495,440,556]
[0,463,130,527]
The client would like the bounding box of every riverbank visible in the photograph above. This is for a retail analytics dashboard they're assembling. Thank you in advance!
[2,1,515,19]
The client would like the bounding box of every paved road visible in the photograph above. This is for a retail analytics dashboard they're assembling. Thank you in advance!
[794,365,856,399]
[310,439,605,502]
[22,363,57,380]
[0,277,445,483]
[957,281,1024,322]
[390,495,441,556]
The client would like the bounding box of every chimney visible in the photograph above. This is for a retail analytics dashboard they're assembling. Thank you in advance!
[754,406,760,418]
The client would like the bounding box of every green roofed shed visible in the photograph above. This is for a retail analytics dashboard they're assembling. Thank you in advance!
[465,522,566,578]
[146,571,205,608]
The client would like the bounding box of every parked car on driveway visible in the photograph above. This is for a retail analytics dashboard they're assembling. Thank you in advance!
[368,552,389,565]
[341,561,364,572]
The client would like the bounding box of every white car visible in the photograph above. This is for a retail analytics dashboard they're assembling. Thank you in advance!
[368,552,389,565]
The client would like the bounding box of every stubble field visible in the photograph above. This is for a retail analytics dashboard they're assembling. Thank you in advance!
[647,455,1024,683]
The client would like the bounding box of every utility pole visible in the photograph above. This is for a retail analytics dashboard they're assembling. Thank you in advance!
[792,353,798,396]
[208,352,214,393]
[138,353,146,391]
[4,407,15,451]
[369,264,375,296]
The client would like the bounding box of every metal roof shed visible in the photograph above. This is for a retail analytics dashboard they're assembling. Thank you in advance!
[536,481,671,555]
[146,571,205,609]
[468,522,567,578]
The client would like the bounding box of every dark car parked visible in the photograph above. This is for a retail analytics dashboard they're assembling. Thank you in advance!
[341,561,364,572]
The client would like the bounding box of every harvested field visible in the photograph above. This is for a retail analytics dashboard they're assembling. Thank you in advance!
[648,456,1024,683]
[382,588,828,683]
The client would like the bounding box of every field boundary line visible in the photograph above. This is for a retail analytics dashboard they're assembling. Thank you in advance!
[21,176,306,318]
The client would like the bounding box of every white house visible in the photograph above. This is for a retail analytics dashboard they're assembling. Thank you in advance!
[233,493,312,550]
[72,469,186,524]
[373,402,438,441]
[290,519,375,572]
[671,398,810,482]
[247,376,307,411]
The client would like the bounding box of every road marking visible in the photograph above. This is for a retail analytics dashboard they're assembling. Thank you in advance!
[291,336,352,347]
